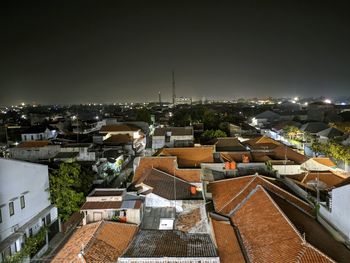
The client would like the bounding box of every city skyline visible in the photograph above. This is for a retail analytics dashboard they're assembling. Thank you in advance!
[1,0,350,105]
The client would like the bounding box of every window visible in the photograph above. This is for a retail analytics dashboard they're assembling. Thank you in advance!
[0,208,2,223]
[9,202,14,216]
[20,196,25,209]
[46,213,51,225]
[29,228,33,237]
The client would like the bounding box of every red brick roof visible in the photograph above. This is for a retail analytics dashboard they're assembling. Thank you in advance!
[230,186,334,263]
[243,136,282,150]
[133,157,201,183]
[158,147,214,168]
[211,219,245,263]
[52,221,138,263]
[104,134,133,144]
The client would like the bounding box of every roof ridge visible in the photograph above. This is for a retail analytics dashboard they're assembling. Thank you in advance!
[227,184,262,216]
[218,176,258,213]
[81,221,104,257]
[209,175,255,184]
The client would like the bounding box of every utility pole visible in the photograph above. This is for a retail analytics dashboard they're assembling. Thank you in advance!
[172,70,176,105]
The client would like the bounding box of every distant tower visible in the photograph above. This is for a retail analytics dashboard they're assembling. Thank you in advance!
[172,70,176,105]
[158,91,162,107]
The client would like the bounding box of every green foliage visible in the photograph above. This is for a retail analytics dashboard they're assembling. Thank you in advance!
[201,129,227,143]
[135,108,151,124]
[4,227,47,263]
[282,125,300,140]
[49,163,85,222]
[310,140,350,164]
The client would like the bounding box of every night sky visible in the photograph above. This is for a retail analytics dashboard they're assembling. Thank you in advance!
[1,0,349,105]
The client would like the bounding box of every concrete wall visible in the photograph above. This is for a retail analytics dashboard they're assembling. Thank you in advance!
[319,184,350,241]
[9,145,61,161]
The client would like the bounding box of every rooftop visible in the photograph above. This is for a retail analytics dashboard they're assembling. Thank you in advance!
[158,146,214,168]
[18,140,51,148]
[153,126,193,136]
[120,230,218,258]
[52,221,138,263]
[214,137,247,152]
[100,124,140,132]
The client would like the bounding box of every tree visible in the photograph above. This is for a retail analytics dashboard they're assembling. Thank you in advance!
[49,163,85,221]
[200,129,227,144]
[311,141,323,157]
[135,108,151,124]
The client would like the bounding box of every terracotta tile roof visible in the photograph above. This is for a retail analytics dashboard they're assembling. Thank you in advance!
[334,176,350,188]
[215,137,247,152]
[135,168,201,200]
[133,156,201,183]
[89,189,124,197]
[300,172,344,188]
[18,140,51,148]
[81,201,122,210]
[220,152,252,162]
[100,124,140,132]
[243,136,282,150]
[230,186,334,263]
[84,222,138,263]
[272,145,308,164]
[312,158,336,167]
[120,230,218,258]
[158,147,214,168]
[208,175,313,215]
[211,219,245,263]
[52,221,138,263]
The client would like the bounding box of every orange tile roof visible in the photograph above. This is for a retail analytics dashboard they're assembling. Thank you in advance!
[301,172,345,188]
[158,147,214,167]
[243,136,282,149]
[104,134,133,144]
[18,140,51,148]
[175,208,202,232]
[208,175,313,215]
[230,186,334,263]
[272,145,308,164]
[52,221,138,263]
[133,157,201,183]
[312,158,336,167]
[211,219,245,263]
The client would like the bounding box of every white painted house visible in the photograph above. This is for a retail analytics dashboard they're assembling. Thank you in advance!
[9,141,60,161]
[152,127,194,149]
[0,159,58,262]
[21,125,57,141]
[319,178,350,246]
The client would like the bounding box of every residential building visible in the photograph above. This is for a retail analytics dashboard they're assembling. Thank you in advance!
[52,221,138,263]
[9,141,60,161]
[80,188,143,225]
[250,110,280,128]
[317,127,344,143]
[21,125,57,141]
[0,159,58,262]
[60,143,96,161]
[174,96,192,105]
[152,127,194,149]
[319,178,350,247]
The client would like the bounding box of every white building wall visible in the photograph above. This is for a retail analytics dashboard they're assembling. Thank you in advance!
[273,165,302,175]
[9,145,61,161]
[145,194,183,212]
[319,184,350,241]
[0,159,52,241]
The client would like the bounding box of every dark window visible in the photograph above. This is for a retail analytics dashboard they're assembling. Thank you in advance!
[31,135,34,140]
[46,213,51,225]
[42,217,46,226]
[20,196,25,209]
[29,228,33,237]
[0,208,2,223]
[9,202,14,216]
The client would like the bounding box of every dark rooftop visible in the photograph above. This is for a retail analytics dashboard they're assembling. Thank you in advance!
[121,230,218,258]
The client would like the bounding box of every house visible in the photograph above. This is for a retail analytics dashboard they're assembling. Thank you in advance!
[133,156,201,183]
[99,124,146,153]
[60,143,96,161]
[207,175,335,262]
[317,127,344,143]
[118,230,219,263]
[8,141,60,161]
[152,127,194,149]
[214,137,246,152]
[21,125,57,141]
[157,146,214,168]
[80,188,143,225]
[300,122,329,135]
[319,177,350,247]
[52,221,138,263]
[0,159,58,262]
[250,110,280,128]
[301,157,337,172]
[133,168,203,212]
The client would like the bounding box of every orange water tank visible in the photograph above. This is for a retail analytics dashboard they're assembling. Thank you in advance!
[225,162,231,170]
[230,161,236,169]
[190,186,197,195]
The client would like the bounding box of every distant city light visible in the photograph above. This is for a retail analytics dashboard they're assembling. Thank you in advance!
[324,99,332,104]
[294,97,299,101]
[95,116,99,120]
[21,102,25,106]
[304,102,308,106]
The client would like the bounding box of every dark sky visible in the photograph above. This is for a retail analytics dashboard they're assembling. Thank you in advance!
[0,0,349,105]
